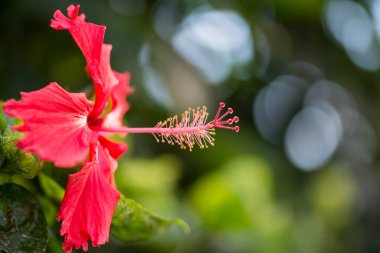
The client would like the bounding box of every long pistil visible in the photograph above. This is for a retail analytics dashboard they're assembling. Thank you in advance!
[97,103,239,151]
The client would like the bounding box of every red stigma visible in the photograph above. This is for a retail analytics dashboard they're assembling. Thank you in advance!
[212,103,239,133]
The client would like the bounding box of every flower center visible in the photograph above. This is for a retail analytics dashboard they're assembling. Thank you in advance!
[87,116,104,131]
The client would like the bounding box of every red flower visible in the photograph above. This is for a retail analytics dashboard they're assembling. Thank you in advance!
[2,4,238,253]
[57,143,120,252]
[3,5,130,252]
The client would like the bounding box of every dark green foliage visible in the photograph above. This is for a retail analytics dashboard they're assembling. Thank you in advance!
[0,101,15,133]
[0,100,43,179]
[0,129,42,179]
[0,183,48,253]
[0,102,7,133]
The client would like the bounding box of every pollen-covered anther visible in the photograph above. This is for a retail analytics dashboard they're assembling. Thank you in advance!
[153,102,238,151]
[153,106,215,151]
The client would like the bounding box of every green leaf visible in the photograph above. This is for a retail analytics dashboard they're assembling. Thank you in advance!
[111,194,190,242]
[0,183,48,253]
[36,195,58,227]
[0,101,10,133]
[0,129,42,179]
[0,101,17,133]
[0,107,6,133]
[38,172,65,203]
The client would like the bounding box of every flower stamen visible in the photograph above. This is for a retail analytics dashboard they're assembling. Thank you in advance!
[96,102,239,151]
[153,103,238,151]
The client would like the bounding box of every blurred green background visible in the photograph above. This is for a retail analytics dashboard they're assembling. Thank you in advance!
[1,0,380,252]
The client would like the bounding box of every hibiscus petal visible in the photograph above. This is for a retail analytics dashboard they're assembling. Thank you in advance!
[98,136,127,188]
[102,70,133,129]
[100,44,119,92]
[50,5,86,30]
[50,5,108,119]
[98,44,132,129]
[57,144,120,253]
[2,82,97,167]
[98,135,128,160]
[98,142,120,188]
[67,4,86,22]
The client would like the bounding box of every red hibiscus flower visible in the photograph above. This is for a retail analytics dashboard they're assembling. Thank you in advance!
[4,5,131,252]
[2,4,238,253]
